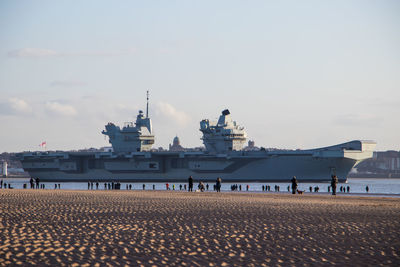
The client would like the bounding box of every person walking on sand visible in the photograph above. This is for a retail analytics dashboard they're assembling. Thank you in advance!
[291,176,298,194]
[331,175,338,195]
[366,185,369,193]
[36,178,40,189]
[188,176,194,192]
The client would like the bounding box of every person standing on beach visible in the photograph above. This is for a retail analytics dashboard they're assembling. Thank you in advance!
[331,175,338,195]
[216,177,222,192]
[366,185,369,193]
[188,176,194,192]
[291,176,298,194]
[36,178,40,189]
[29,178,34,189]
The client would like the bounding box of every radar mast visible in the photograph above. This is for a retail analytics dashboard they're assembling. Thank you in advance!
[146,90,149,118]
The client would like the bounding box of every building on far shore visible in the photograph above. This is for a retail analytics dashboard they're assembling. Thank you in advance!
[243,140,260,151]
[350,150,400,178]
[169,136,185,152]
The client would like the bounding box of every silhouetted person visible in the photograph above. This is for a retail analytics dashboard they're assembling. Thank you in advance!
[104,182,107,189]
[184,184,187,190]
[143,184,145,190]
[55,184,57,189]
[331,175,338,195]
[36,178,40,189]
[216,177,222,192]
[88,182,90,190]
[347,186,350,193]
[30,178,34,189]
[152,184,155,190]
[188,176,194,192]
[0,179,3,189]
[129,184,132,190]
[180,184,182,190]
[309,186,312,192]
[58,184,60,189]
[366,185,369,193]
[291,176,298,194]
[90,182,93,190]
[206,184,209,191]
[96,182,99,190]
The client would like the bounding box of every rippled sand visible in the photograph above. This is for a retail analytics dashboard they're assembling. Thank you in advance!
[0,190,399,266]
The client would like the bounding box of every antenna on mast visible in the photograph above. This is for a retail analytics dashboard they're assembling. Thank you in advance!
[146,90,149,118]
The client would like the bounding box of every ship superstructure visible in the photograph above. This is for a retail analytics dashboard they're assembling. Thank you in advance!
[18,93,376,182]
[200,109,247,153]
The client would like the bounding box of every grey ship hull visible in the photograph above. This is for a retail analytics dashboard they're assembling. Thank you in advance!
[18,141,376,183]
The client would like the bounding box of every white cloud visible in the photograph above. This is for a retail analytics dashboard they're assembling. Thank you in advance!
[50,81,87,87]
[8,48,137,58]
[45,101,77,116]
[8,48,58,58]
[0,98,32,115]
[9,98,32,113]
[333,114,383,127]
[155,102,191,126]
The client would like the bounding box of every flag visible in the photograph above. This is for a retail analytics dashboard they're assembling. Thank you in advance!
[39,141,47,148]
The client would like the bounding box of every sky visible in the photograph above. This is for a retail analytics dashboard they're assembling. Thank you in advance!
[0,0,399,153]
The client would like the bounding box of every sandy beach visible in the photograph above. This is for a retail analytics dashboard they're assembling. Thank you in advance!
[0,190,399,266]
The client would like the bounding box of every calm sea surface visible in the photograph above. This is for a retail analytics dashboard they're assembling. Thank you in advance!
[1,178,400,196]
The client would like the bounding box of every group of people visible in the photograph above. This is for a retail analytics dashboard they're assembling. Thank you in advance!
[29,177,42,189]
[187,176,222,192]
[0,179,12,189]
[291,175,340,195]
[231,184,251,191]
[291,175,370,195]
[2,175,372,194]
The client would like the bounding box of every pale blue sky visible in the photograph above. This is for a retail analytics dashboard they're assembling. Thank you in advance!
[0,0,399,152]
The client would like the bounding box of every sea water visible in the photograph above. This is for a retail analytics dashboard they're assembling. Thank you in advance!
[1,178,400,196]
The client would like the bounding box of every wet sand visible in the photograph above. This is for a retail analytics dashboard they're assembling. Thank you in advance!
[0,190,399,266]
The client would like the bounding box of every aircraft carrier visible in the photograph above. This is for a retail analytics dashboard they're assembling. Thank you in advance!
[18,93,376,182]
